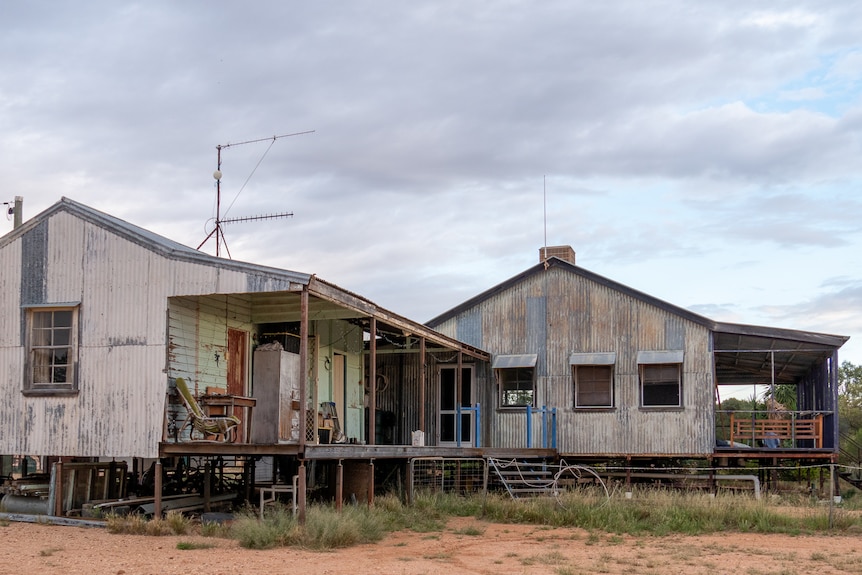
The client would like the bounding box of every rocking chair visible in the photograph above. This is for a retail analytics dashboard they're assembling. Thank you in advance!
[175,377,241,442]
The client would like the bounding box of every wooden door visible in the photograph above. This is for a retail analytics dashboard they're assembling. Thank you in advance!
[227,329,248,439]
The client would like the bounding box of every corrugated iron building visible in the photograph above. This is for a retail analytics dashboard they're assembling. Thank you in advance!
[0,198,488,462]
[427,246,847,460]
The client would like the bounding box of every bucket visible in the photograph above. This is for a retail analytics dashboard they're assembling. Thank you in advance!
[411,430,425,446]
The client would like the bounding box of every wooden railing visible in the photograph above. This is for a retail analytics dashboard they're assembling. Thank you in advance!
[729,412,823,449]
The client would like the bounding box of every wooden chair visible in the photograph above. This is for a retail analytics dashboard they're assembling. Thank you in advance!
[175,377,240,442]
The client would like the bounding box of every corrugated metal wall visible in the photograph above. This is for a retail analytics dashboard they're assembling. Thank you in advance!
[370,351,491,447]
[437,266,715,456]
[0,210,279,458]
[0,236,22,347]
[311,320,365,442]
[0,235,24,455]
[167,295,254,393]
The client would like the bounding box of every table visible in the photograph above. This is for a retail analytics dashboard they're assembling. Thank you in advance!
[199,394,256,443]
[259,475,298,518]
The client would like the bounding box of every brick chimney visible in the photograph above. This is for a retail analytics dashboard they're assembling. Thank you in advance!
[539,245,576,264]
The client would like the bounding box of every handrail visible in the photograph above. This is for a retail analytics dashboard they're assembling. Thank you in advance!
[526,405,557,449]
[728,411,824,448]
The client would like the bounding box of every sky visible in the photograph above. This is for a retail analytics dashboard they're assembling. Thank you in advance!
[3,2,862,377]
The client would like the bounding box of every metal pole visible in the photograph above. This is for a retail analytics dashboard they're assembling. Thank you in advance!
[215,146,222,257]
[552,408,557,450]
[203,460,211,513]
[407,459,414,506]
[475,403,481,448]
[456,402,461,447]
[419,337,426,432]
[541,405,548,449]
[829,463,835,529]
[367,460,375,507]
[369,317,377,445]
[336,460,344,513]
[770,350,775,407]
[299,286,308,447]
[456,351,463,446]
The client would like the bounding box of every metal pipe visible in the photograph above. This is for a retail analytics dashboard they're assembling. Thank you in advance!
[603,472,761,500]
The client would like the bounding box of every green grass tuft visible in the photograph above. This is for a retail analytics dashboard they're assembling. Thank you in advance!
[101,485,862,554]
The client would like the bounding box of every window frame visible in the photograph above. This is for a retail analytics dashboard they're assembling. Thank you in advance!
[639,362,683,408]
[493,354,537,410]
[23,304,80,396]
[570,352,616,410]
[497,366,536,409]
[573,364,615,409]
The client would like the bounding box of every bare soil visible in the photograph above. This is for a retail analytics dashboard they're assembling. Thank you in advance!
[2,516,861,575]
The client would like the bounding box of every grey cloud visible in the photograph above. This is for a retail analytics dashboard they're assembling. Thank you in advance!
[4,1,862,361]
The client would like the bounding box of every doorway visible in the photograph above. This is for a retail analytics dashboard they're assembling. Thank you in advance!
[227,328,248,441]
[438,365,474,446]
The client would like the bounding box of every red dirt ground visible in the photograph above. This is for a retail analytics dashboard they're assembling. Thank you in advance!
[2,516,862,575]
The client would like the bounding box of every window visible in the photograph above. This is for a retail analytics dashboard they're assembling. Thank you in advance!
[640,363,682,407]
[25,306,79,394]
[574,365,614,408]
[637,351,683,408]
[493,354,537,408]
[570,352,615,409]
[499,367,534,407]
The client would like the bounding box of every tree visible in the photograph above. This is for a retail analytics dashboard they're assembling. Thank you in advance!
[838,361,862,464]
[839,361,862,435]
[761,384,797,412]
[840,361,862,407]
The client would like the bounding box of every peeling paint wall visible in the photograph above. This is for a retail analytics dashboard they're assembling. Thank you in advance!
[0,209,284,458]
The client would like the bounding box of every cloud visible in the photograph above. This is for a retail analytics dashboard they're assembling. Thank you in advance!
[4,0,862,365]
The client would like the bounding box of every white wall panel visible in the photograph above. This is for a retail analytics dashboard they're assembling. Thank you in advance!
[0,237,21,347]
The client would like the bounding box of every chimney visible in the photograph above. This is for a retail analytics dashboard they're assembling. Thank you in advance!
[539,245,576,265]
[13,196,23,229]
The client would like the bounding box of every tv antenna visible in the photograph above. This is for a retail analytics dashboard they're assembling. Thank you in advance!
[198,130,314,257]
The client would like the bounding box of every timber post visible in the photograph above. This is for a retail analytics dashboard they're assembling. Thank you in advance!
[298,460,307,524]
[154,461,163,518]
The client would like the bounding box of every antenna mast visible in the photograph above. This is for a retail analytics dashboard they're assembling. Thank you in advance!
[198,130,314,257]
[543,175,547,251]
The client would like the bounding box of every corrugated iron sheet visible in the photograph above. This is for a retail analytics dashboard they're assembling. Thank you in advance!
[437,266,716,456]
[0,209,303,459]
[491,354,537,369]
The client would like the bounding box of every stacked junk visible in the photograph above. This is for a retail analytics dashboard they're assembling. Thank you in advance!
[2,460,128,518]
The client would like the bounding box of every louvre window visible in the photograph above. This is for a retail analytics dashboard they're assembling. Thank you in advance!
[570,352,615,409]
[574,365,614,408]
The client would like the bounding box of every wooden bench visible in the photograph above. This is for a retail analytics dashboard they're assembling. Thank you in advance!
[729,413,823,448]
